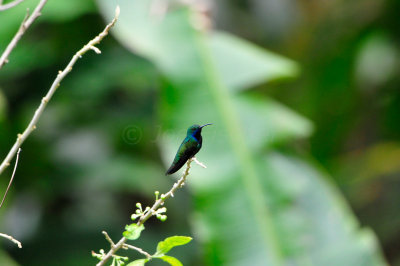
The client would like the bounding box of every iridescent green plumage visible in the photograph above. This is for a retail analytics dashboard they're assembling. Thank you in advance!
[166,123,212,175]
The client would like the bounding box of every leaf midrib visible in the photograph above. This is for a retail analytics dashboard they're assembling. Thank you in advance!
[192,29,284,265]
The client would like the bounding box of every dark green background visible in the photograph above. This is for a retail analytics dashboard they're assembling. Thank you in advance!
[0,0,399,265]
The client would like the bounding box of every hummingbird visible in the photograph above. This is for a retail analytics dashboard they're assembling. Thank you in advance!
[166,123,212,175]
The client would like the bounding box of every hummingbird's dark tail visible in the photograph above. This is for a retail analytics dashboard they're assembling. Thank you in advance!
[165,160,185,175]
[165,154,192,175]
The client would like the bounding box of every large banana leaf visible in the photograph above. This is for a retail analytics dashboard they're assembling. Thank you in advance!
[97,1,387,265]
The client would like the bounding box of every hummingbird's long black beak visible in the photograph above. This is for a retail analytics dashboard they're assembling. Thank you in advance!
[200,123,213,128]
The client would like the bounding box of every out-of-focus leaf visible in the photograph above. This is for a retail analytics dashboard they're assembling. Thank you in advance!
[210,32,300,91]
[127,259,147,266]
[158,255,183,266]
[97,1,387,265]
[261,152,387,265]
[236,95,312,150]
[0,249,19,266]
[123,224,145,240]
[155,236,192,256]
[41,0,95,22]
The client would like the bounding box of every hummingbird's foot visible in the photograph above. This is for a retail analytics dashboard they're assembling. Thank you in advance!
[193,157,207,169]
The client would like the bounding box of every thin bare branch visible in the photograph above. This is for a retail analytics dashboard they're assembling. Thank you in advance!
[0,0,48,69]
[0,5,120,175]
[103,230,152,258]
[193,157,207,168]
[0,0,24,11]
[0,232,22,248]
[123,243,152,259]
[0,148,21,208]
[96,158,196,266]
[102,231,115,247]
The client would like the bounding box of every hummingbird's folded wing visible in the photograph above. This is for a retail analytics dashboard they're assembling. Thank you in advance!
[165,137,200,175]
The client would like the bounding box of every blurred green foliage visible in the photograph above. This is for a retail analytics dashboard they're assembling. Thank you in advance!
[0,0,399,265]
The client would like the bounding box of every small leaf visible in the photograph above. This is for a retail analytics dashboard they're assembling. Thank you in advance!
[159,255,183,266]
[127,259,147,266]
[155,236,192,256]
[123,224,145,240]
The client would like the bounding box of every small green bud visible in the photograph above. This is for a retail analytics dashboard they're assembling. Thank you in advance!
[135,209,141,214]
[160,215,167,222]
[131,214,140,220]
[136,203,142,209]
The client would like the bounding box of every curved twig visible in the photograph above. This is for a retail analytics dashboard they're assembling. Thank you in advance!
[0,232,22,248]
[0,5,120,175]
[0,0,48,69]
[0,0,24,11]
[0,148,21,208]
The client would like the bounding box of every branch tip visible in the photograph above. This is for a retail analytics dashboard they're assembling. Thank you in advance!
[102,231,115,247]
[0,148,21,208]
[0,0,47,68]
[0,0,25,12]
[90,46,101,54]
[0,233,22,248]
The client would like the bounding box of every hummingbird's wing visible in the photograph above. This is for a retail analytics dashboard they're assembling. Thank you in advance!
[165,137,200,175]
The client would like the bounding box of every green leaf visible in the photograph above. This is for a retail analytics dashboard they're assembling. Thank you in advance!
[155,236,192,256]
[123,224,145,240]
[261,152,388,265]
[0,249,19,266]
[126,259,147,266]
[41,0,95,22]
[158,255,183,266]
[210,32,300,91]
[235,95,313,151]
